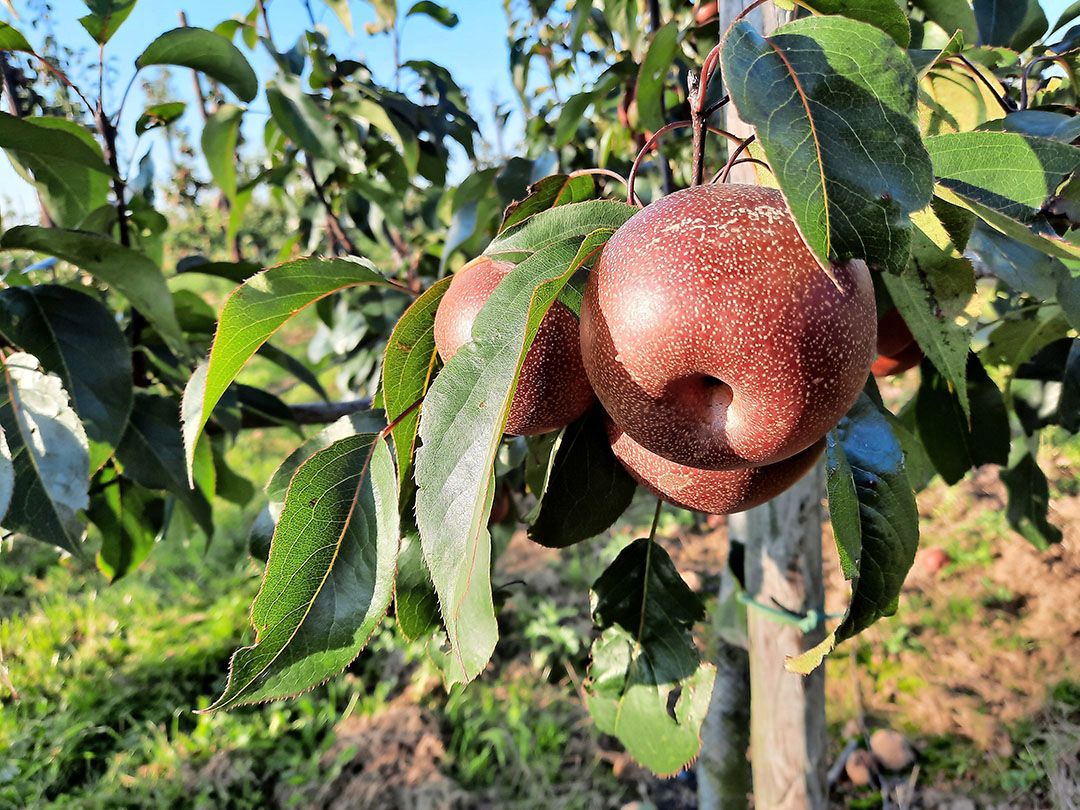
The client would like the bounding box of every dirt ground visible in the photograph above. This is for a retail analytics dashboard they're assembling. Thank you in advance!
[264,446,1080,809]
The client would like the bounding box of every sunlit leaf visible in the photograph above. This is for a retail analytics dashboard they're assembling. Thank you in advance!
[136,27,258,103]
[202,104,242,202]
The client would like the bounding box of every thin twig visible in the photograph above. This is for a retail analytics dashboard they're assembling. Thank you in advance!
[628,120,744,205]
[948,54,1014,113]
[646,0,674,194]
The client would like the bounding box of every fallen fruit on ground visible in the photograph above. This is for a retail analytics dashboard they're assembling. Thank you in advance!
[580,183,876,470]
[434,255,596,435]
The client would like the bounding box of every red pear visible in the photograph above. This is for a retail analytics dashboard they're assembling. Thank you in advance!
[434,256,595,436]
[871,308,922,376]
[608,420,824,515]
[580,183,875,470]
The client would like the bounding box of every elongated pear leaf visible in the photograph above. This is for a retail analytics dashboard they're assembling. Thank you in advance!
[382,276,450,483]
[415,226,619,683]
[499,173,597,232]
[722,16,932,273]
[487,199,635,256]
[206,434,398,710]
[0,226,182,349]
[882,207,974,416]
[90,468,164,582]
[927,133,1080,261]
[528,408,637,548]
[395,528,441,641]
[789,395,919,674]
[135,27,257,103]
[586,538,715,776]
[1001,453,1062,549]
[0,21,32,52]
[0,112,111,174]
[0,285,133,471]
[117,393,214,538]
[635,21,679,132]
[181,256,397,480]
[202,104,242,202]
[0,352,88,554]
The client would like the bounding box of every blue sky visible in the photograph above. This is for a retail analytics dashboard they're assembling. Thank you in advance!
[0,0,1076,222]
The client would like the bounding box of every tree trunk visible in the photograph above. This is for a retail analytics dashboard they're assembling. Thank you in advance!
[699,3,829,809]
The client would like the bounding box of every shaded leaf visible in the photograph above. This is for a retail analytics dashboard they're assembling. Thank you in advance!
[1001,453,1062,549]
[790,394,918,674]
[117,393,213,538]
[722,16,932,273]
[135,101,187,135]
[586,538,715,775]
[0,285,133,471]
[0,226,182,349]
[90,468,164,581]
[406,1,458,28]
[974,0,1047,52]
[0,352,88,554]
[979,110,1080,142]
[528,408,637,548]
[915,354,1010,485]
[206,434,398,710]
[0,21,32,51]
[79,0,136,44]
[911,0,978,40]
[135,27,258,102]
[395,528,441,641]
[266,78,338,161]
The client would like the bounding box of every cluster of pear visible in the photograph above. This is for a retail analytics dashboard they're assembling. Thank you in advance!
[434,184,884,515]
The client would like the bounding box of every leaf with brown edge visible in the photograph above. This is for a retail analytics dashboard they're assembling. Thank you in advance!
[498,174,598,232]
[204,433,398,711]
[414,228,619,683]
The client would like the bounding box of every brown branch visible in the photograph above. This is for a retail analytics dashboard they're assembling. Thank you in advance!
[646,0,674,194]
[305,154,358,255]
[239,397,374,429]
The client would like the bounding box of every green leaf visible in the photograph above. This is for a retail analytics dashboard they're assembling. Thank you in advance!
[974,0,1047,52]
[911,0,978,40]
[927,132,1080,260]
[135,27,258,103]
[405,1,458,27]
[206,434,398,711]
[382,276,450,484]
[528,409,637,548]
[117,393,214,538]
[90,468,164,581]
[635,21,679,133]
[881,208,973,416]
[554,90,595,148]
[323,0,353,32]
[135,101,187,135]
[0,21,33,52]
[180,256,396,481]
[789,394,918,674]
[981,309,1071,370]
[1000,453,1062,549]
[266,78,338,161]
[395,528,441,641]
[1052,0,1080,33]
[3,117,110,228]
[79,0,136,44]
[487,198,636,257]
[0,285,133,472]
[979,111,1080,143]
[499,174,598,232]
[0,352,89,554]
[0,112,112,175]
[915,354,1010,485]
[0,226,183,350]
[800,0,911,47]
[415,230,616,682]
[722,16,932,273]
[202,104,242,202]
[586,538,715,776]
